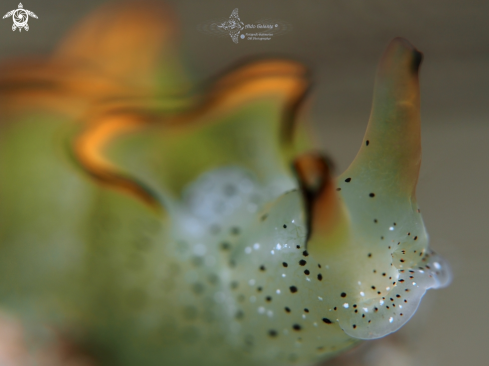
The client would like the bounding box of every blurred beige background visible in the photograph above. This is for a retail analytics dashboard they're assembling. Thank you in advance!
[1,0,488,365]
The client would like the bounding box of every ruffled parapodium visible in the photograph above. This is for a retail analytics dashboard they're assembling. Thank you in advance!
[0,1,191,344]
[74,59,311,213]
[0,0,189,119]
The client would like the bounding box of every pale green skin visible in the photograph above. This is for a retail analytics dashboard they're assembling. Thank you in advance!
[0,38,450,365]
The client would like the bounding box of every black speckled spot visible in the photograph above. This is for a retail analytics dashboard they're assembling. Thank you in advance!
[220,242,231,251]
[192,283,204,295]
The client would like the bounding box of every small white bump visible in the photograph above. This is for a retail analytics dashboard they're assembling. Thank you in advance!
[247,203,258,212]
[253,243,260,250]
[389,317,394,323]
[302,314,306,319]
[358,281,362,285]
[434,262,442,270]
[276,244,282,250]
[249,279,255,286]
[363,307,368,313]
[380,300,384,305]
[214,292,225,303]
[205,256,216,266]
[258,307,265,314]
[318,296,323,301]
[230,323,241,332]
[386,287,390,291]
[389,227,395,231]
[276,289,281,294]
[343,303,349,309]
[267,310,273,317]
[313,322,318,327]
[399,305,403,309]
[194,244,207,256]
[360,292,365,297]
[306,277,311,282]
[271,250,275,255]
[412,282,417,286]
[245,247,252,254]
[282,274,286,278]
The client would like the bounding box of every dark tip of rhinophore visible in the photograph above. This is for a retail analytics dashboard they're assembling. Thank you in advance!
[292,152,335,242]
[292,152,334,198]
[411,47,423,73]
[393,37,423,73]
[382,37,423,75]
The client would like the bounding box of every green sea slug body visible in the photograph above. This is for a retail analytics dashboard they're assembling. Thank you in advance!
[0,3,450,365]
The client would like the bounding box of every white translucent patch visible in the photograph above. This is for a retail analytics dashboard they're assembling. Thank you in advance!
[182,167,265,223]
[193,244,206,256]
[204,256,215,266]
[214,292,225,303]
